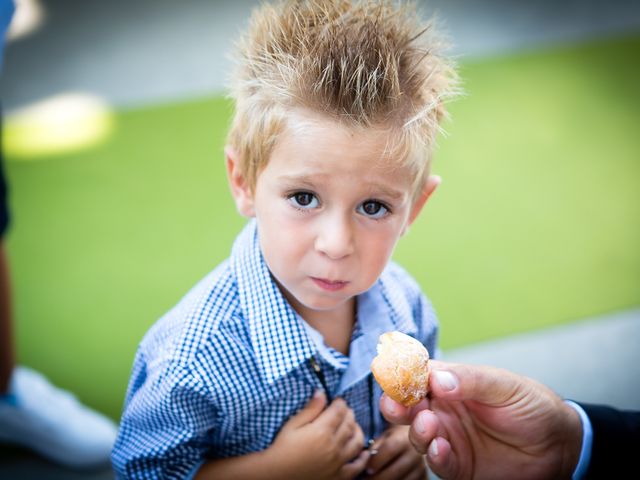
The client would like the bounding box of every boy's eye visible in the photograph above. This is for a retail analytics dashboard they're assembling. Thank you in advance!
[288,192,319,209]
[358,200,389,219]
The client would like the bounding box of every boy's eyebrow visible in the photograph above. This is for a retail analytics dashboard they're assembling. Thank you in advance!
[278,174,317,188]
[364,184,405,201]
[277,174,406,201]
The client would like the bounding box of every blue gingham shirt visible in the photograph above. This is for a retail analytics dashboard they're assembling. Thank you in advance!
[112,219,438,479]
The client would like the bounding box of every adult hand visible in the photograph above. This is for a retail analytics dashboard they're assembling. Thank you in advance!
[380,360,583,480]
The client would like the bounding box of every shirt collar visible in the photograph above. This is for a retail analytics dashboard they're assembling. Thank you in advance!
[231,220,315,385]
[231,220,419,389]
[301,321,346,370]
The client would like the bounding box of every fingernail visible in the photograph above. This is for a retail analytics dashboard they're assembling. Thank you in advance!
[415,412,428,434]
[434,370,458,391]
[383,395,397,415]
[313,389,324,399]
[428,438,439,457]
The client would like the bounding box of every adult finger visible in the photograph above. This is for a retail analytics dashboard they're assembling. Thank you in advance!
[429,360,524,406]
[379,394,430,425]
[408,409,440,455]
[425,436,457,480]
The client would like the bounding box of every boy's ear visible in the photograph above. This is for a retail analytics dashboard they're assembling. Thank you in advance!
[225,146,256,217]
[403,175,441,233]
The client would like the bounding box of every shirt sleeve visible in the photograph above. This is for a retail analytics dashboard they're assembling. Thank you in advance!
[112,355,218,479]
[565,400,593,480]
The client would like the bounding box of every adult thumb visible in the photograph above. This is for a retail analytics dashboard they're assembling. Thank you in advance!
[286,390,327,428]
[429,360,523,406]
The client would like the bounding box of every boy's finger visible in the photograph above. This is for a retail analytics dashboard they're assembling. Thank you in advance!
[333,408,359,445]
[339,424,366,465]
[364,436,390,475]
[339,449,370,479]
[286,390,327,428]
[314,397,349,431]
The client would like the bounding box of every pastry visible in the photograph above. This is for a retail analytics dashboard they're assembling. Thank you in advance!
[370,331,430,406]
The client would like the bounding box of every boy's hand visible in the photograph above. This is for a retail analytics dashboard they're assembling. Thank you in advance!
[365,425,428,480]
[270,391,370,480]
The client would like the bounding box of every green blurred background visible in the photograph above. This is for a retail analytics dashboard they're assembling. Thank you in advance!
[3,11,640,420]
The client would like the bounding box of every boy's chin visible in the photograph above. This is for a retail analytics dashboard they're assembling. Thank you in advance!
[289,291,355,314]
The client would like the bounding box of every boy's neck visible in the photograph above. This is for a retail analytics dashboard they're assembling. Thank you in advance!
[303,301,356,356]
[282,289,356,356]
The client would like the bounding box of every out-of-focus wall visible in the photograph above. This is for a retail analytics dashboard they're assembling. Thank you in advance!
[2,0,640,112]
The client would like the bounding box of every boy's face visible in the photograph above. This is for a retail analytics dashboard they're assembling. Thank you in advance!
[227,111,437,322]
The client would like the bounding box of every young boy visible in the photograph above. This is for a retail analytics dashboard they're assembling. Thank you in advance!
[112,1,457,478]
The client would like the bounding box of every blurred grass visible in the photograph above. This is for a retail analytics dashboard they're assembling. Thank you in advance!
[398,34,640,348]
[5,35,640,420]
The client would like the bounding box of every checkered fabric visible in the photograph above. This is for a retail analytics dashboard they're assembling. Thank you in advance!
[112,219,438,479]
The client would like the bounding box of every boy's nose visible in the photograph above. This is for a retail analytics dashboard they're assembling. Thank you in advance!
[315,214,355,260]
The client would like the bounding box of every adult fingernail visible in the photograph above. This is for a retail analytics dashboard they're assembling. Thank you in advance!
[434,370,458,391]
[415,412,428,434]
[428,438,439,457]
[383,395,397,415]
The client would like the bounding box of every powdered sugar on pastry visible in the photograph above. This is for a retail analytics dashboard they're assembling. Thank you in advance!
[370,331,430,407]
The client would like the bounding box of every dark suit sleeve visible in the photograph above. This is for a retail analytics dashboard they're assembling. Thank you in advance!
[580,403,640,479]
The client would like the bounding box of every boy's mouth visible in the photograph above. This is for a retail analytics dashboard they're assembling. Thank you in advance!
[311,277,349,292]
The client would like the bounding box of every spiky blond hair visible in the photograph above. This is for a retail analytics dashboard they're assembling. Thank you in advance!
[227,0,458,196]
